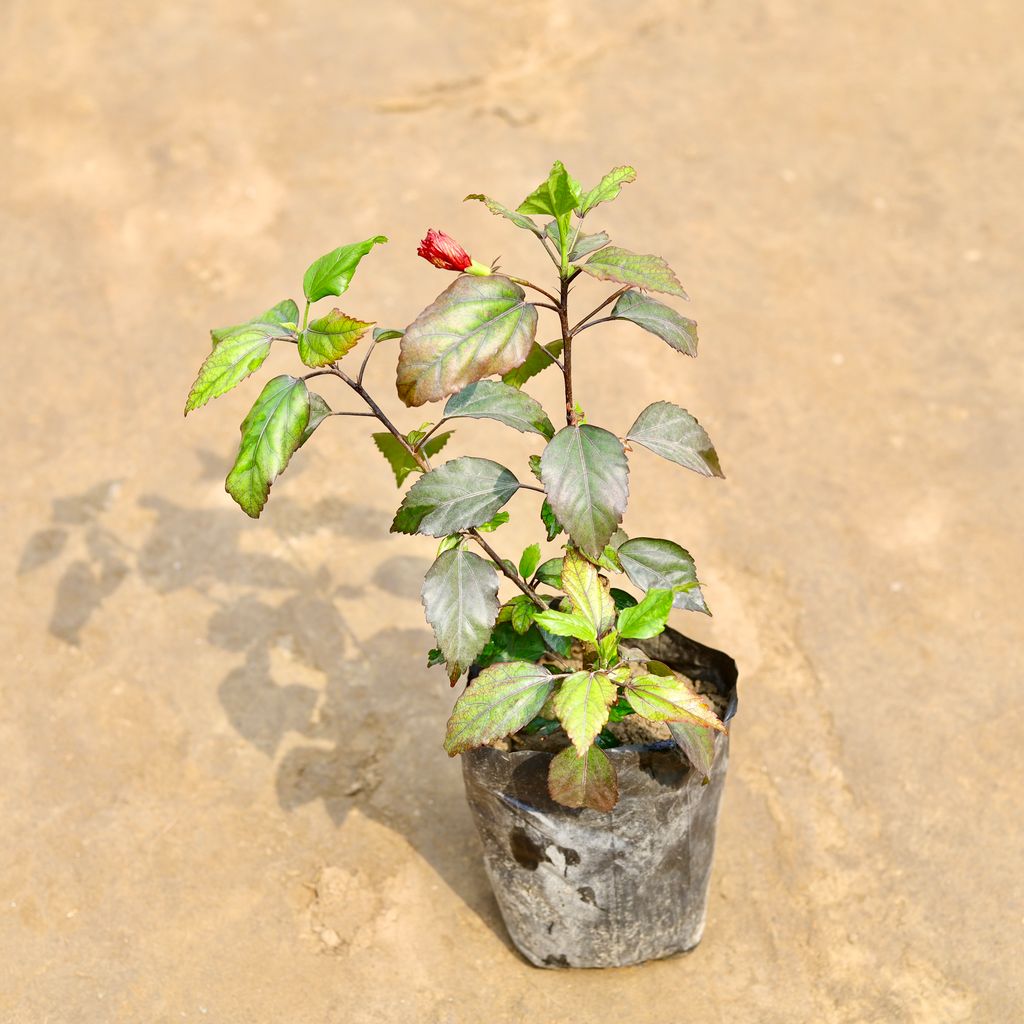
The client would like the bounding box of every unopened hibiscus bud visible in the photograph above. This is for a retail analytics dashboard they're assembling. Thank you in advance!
[417,229,491,275]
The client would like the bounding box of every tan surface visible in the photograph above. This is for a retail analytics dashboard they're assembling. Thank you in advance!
[2,2,1021,1021]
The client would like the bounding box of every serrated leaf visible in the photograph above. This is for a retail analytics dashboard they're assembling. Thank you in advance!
[616,588,673,639]
[668,720,717,781]
[373,327,404,342]
[553,671,618,754]
[391,457,520,537]
[534,557,563,587]
[612,290,698,357]
[209,299,298,348]
[187,300,299,413]
[426,647,446,668]
[372,430,453,487]
[397,275,538,407]
[225,375,309,518]
[626,674,725,731]
[532,608,596,643]
[627,401,723,478]
[540,425,629,558]
[561,547,616,636]
[298,309,372,367]
[516,160,582,219]
[302,235,387,303]
[443,380,554,439]
[578,165,637,215]
[617,537,708,614]
[465,193,545,237]
[422,548,500,680]
[544,221,611,261]
[518,543,542,580]
[299,392,332,447]
[444,661,554,755]
[548,744,618,811]
[501,340,563,389]
[540,499,564,542]
[528,454,543,482]
[437,535,463,556]
[580,246,688,299]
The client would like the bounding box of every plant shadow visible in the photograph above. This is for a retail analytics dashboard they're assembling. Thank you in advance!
[17,463,511,948]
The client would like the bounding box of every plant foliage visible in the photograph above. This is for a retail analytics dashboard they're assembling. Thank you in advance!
[186,162,727,810]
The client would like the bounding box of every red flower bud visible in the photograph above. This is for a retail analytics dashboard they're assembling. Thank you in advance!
[417,229,473,272]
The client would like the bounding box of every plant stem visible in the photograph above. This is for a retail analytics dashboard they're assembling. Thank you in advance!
[507,276,560,306]
[558,275,575,425]
[571,315,616,337]
[468,529,547,609]
[571,286,628,333]
[329,366,428,471]
[414,418,449,451]
[356,338,379,386]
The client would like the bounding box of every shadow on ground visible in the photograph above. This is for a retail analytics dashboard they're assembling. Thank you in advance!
[17,453,512,949]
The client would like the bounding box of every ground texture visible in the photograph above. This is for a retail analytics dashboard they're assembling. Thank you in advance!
[2,2,1021,1021]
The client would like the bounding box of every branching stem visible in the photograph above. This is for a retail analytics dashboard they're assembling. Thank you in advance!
[468,529,547,610]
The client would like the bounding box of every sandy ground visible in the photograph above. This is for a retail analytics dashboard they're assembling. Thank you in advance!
[2,2,1022,1021]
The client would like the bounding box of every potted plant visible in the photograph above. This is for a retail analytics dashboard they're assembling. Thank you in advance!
[184,161,738,969]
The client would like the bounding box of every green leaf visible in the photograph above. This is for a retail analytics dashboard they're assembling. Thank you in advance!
[501,340,563,389]
[612,290,697,357]
[626,401,723,478]
[668,720,717,781]
[373,327,405,342]
[519,543,542,580]
[422,548,501,681]
[477,511,510,533]
[397,275,538,407]
[540,499,564,542]
[580,246,688,299]
[187,300,299,413]
[477,621,547,667]
[544,221,610,262]
[617,537,708,614]
[540,425,629,558]
[560,546,616,637]
[225,375,309,518]
[548,744,618,811]
[391,457,520,537]
[516,160,582,220]
[465,193,545,237]
[616,588,674,639]
[302,235,387,303]
[443,380,554,439]
[299,392,332,447]
[437,535,463,556]
[444,661,555,755]
[553,671,618,754]
[532,608,597,644]
[597,630,619,667]
[626,674,725,731]
[528,454,543,481]
[298,309,372,367]
[578,165,637,215]
[372,430,453,487]
[511,600,536,635]
[534,557,563,587]
[426,647,445,668]
[209,299,298,348]
[608,695,635,723]
[610,587,638,611]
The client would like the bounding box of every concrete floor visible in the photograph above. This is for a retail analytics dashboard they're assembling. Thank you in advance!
[2,2,1021,1021]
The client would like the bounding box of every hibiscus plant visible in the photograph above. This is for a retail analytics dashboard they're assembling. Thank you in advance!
[185,161,726,812]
